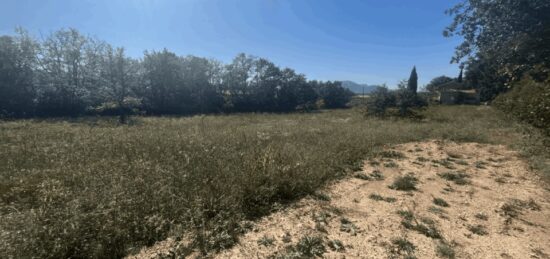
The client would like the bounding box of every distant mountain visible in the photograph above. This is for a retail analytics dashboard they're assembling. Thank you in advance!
[340,80,380,94]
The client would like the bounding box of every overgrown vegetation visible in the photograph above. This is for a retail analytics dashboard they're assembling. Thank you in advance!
[444,0,550,132]
[1,106,549,258]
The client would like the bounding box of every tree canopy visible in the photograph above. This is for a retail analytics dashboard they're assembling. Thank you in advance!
[0,28,353,118]
[445,0,550,98]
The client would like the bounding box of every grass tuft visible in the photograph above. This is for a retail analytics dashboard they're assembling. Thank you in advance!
[390,174,418,191]
[433,197,450,207]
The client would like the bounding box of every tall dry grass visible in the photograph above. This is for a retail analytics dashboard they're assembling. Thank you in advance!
[0,106,547,258]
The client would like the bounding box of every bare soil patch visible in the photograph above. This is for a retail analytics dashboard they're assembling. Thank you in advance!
[131,140,550,258]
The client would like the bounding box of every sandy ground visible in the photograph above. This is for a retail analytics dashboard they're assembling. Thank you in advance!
[129,140,550,259]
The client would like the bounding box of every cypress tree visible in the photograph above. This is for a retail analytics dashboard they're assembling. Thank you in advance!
[407,66,418,94]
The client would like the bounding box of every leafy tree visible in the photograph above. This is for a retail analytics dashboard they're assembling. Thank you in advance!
[0,28,350,118]
[425,76,454,93]
[445,0,550,84]
[315,81,353,109]
[0,29,38,117]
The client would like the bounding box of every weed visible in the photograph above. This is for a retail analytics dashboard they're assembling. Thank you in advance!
[369,160,380,166]
[296,235,325,257]
[369,193,396,203]
[340,218,358,235]
[384,161,399,168]
[417,156,429,162]
[455,160,469,165]
[438,171,471,185]
[380,150,406,159]
[400,213,442,239]
[327,239,345,252]
[369,193,385,201]
[468,224,488,235]
[436,242,456,258]
[385,197,397,203]
[433,198,450,207]
[354,172,371,180]
[475,161,488,169]
[433,159,456,169]
[391,237,416,256]
[495,177,507,184]
[390,174,418,191]
[313,192,331,201]
[370,170,385,180]
[397,210,414,221]
[474,213,488,221]
[258,235,275,247]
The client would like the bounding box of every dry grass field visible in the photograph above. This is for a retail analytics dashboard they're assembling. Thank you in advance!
[1,106,548,258]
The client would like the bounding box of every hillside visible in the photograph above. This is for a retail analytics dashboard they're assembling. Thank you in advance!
[341,80,380,94]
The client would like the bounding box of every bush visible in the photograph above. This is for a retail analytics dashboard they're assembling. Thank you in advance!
[366,86,427,117]
[365,86,395,116]
[493,75,550,135]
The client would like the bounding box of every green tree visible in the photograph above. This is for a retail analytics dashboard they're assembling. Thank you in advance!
[0,29,38,117]
[445,0,550,84]
[407,66,418,94]
[425,76,454,93]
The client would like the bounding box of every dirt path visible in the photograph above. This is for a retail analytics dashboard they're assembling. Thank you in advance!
[130,140,550,258]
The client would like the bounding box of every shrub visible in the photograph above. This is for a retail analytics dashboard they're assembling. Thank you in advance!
[493,75,550,135]
[436,242,456,258]
[365,86,395,117]
[438,171,471,185]
[295,235,326,257]
[390,174,418,191]
[433,198,450,207]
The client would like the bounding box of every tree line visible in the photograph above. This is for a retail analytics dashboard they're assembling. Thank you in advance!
[0,28,353,119]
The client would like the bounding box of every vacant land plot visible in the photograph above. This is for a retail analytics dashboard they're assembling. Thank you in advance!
[212,141,550,258]
[1,106,548,258]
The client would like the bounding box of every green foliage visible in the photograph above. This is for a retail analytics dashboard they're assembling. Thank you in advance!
[365,83,427,118]
[391,237,416,256]
[438,171,471,185]
[257,235,275,247]
[295,235,326,257]
[445,0,550,102]
[0,28,355,118]
[390,174,418,191]
[436,242,456,258]
[445,0,550,79]
[493,75,550,135]
[365,86,395,117]
[467,224,488,236]
[433,198,450,207]
[408,66,418,94]
[425,75,454,93]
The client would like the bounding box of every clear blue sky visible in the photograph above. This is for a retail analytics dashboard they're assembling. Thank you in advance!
[1,0,463,87]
